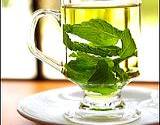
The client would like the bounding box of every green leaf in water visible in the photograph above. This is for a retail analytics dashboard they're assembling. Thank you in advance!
[64,19,123,46]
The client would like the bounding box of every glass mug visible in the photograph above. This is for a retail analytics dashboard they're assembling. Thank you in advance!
[28,0,141,124]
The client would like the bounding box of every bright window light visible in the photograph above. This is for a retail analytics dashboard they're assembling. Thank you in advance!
[1,0,37,79]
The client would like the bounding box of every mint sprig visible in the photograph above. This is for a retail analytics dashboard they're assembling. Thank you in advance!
[63,19,138,93]
[119,28,137,60]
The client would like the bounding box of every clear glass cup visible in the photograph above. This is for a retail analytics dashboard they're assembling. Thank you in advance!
[28,0,142,124]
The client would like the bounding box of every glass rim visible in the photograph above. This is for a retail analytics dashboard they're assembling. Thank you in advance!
[62,0,142,7]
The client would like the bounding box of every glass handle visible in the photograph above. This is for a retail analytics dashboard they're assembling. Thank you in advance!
[28,9,64,73]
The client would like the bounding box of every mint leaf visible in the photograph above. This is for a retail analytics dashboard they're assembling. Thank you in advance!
[88,60,118,84]
[119,29,137,60]
[67,59,96,71]
[113,64,129,83]
[63,31,121,57]
[64,19,122,46]
[65,63,95,85]
[70,52,114,68]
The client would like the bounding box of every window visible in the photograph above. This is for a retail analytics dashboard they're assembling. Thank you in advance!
[2,0,37,79]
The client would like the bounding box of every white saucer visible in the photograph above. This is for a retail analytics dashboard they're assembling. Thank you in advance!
[17,86,159,125]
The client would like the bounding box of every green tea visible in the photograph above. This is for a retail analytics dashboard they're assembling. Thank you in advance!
[62,3,141,97]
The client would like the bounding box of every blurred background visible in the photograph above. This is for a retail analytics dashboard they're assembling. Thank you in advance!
[1,0,159,81]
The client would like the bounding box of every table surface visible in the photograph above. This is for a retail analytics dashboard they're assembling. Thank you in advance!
[1,80,159,125]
